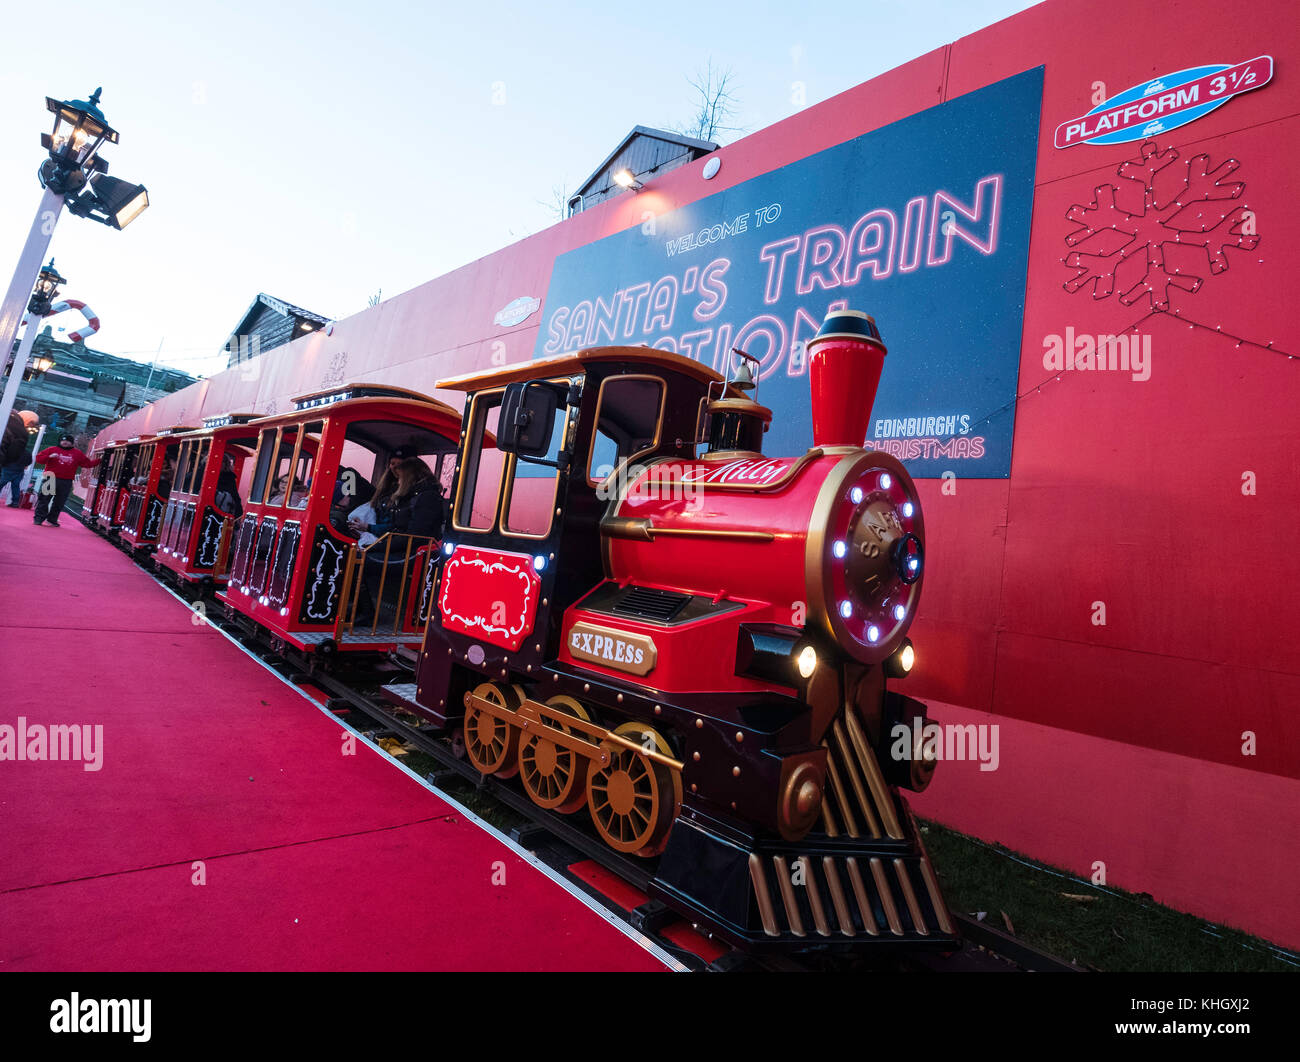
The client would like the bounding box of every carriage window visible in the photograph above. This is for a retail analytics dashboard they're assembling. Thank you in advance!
[287,423,322,509]
[188,440,210,495]
[249,429,277,504]
[159,443,181,498]
[268,429,304,508]
[587,375,665,486]
[455,395,506,531]
[174,443,191,496]
[504,410,567,539]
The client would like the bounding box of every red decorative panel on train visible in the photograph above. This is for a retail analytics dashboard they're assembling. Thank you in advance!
[437,545,541,651]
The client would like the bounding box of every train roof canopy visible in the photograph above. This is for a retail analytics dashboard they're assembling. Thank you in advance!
[290,382,448,411]
[436,346,727,393]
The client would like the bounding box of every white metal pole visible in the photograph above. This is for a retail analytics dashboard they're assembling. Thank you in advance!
[22,424,47,492]
[0,186,64,433]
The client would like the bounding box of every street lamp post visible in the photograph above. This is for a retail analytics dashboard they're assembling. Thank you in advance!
[3,258,65,387]
[0,88,148,432]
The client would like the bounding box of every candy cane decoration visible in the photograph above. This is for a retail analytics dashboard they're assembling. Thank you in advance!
[46,299,101,342]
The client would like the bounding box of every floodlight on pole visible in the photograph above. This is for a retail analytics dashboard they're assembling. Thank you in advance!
[0,88,149,433]
[612,168,644,191]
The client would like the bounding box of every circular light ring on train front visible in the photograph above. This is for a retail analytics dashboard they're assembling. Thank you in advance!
[823,461,924,652]
[443,541,455,555]
[533,555,546,571]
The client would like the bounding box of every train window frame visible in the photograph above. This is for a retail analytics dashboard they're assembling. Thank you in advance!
[173,442,191,497]
[249,428,278,506]
[188,439,210,496]
[453,379,573,537]
[452,388,510,534]
[500,387,574,541]
[585,373,667,489]
[285,421,322,511]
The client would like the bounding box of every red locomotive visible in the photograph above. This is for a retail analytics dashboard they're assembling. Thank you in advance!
[388,308,954,951]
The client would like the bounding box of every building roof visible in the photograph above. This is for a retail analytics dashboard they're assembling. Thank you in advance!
[573,125,718,200]
[222,292,331,353]
[27,327,197,392]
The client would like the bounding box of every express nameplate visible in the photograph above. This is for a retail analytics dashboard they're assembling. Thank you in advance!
[567,621,657,677]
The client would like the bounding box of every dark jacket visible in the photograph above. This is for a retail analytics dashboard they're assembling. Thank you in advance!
[1,413,30,467]
[371,482,446,539]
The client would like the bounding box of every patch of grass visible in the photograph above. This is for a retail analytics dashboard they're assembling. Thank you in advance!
[387,745,527,833]
[920,819,1296,972]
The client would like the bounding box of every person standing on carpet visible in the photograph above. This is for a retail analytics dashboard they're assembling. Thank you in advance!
[1,410,38,507]
[33,433,96,527]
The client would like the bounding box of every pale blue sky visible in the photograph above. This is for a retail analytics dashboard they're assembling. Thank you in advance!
[0,0,1040,378]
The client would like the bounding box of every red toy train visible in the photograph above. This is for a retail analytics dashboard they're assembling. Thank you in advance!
[390,307,953,951]
[83,306,954,953]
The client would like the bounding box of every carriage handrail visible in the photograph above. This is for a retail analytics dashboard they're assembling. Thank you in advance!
[336,530,440,641]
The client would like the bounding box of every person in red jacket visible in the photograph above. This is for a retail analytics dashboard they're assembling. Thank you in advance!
[33,433,96,527]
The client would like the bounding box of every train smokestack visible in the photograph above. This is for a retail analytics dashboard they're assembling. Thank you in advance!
[805,310,887,449]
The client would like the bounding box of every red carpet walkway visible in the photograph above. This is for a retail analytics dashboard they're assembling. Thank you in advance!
[0,506,674,971]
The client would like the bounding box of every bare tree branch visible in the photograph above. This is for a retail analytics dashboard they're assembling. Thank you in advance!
[538,183,575,222]
[670,61,744,143]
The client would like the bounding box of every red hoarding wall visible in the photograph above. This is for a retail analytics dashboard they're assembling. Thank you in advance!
[99,0,1300,942]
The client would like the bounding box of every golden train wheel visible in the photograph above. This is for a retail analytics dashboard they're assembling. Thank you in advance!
[586,723,680,858]
[464,682,521,779]
[519,696,592,814]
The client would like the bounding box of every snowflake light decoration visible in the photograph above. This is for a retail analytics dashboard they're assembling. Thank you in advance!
[1063,140,1259,310]
[321,351,348,388]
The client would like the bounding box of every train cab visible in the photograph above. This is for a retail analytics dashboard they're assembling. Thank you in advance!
[154,413,261,592]
[217,383,462,659]
[410,346,728,730]
[118,426,195,553]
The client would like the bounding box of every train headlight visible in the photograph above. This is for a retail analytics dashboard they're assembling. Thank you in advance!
[884,638,916,678]
[796,644,818,679]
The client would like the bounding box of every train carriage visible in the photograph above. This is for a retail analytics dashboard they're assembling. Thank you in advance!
[154,413,261,592]
[217,384,462,658]
[118,426,194,552]
[91,438,139,533]
[394,310,956,953]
